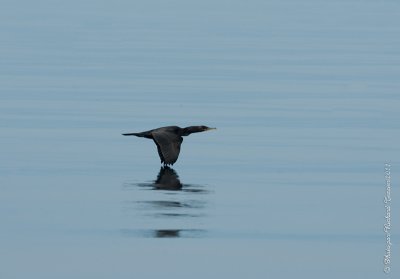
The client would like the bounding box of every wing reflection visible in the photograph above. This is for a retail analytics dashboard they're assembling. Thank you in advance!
[154,166,182,190]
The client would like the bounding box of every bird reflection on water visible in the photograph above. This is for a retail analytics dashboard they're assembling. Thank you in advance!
[122,167,209,238]
[136,166,209,194]
[154,166,182,190]
[154,229,180,238]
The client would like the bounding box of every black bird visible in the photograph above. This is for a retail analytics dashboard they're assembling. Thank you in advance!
[122,125,216,165]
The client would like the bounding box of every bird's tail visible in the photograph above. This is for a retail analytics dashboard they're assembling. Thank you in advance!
[122,131,150,138]
[122,132,141,136]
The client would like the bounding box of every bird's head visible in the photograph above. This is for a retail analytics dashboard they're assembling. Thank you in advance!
[200,125,217,132]
[182,125,216,136]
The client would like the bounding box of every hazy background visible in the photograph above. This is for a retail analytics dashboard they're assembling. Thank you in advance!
[1,0,399,278]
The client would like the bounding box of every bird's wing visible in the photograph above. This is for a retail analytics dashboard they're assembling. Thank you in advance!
[152,131,183,165]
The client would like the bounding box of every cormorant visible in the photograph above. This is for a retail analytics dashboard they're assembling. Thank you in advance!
[122,125,216,165]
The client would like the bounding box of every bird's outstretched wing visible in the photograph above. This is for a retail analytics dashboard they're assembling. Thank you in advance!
[152,130,183,165]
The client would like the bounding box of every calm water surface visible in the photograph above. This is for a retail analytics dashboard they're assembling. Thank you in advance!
[1,0,399,278]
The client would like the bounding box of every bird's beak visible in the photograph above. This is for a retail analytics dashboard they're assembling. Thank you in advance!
[206,127,217,131]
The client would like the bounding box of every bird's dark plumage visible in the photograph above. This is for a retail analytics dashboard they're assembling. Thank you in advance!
[122,125,216,165]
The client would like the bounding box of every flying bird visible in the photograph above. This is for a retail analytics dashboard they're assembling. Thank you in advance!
[122,125,216,165]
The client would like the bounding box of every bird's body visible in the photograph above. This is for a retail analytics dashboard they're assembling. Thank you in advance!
[122,125,216,165]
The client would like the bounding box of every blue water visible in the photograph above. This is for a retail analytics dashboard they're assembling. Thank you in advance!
[1,0,399,278]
